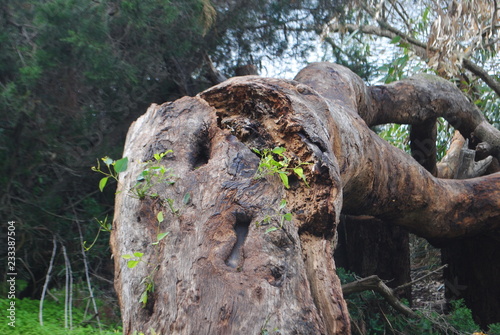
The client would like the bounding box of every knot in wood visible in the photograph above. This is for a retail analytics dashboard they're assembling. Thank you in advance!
[296,84,311,95]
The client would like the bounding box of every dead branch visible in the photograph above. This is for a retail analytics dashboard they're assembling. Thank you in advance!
[342,274,417,317]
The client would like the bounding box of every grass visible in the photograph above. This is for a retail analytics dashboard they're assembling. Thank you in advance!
[0,297,121,335]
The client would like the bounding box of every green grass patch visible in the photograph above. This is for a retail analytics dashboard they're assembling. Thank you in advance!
[0,298,120,334]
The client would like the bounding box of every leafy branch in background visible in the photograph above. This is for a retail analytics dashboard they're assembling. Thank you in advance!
[83,216,111,251]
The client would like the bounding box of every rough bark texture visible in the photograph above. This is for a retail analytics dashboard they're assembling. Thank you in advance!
[112,62,500,334]
[112,78,350,334]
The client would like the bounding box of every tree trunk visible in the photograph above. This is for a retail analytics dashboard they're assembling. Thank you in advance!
[111,90,349,334]
[111,63,500,334]
[436,131,500,327]
[335,215,411,302]
[441,234,500,328]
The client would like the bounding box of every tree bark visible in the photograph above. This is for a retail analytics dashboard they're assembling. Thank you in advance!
[112,63,500,334]
[437,133,500,328]
[111,88,349,334]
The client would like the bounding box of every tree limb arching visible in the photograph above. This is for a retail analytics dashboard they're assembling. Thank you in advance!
[293,62,500,239]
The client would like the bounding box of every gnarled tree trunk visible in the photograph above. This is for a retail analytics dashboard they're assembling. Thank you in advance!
[111,63,500,334]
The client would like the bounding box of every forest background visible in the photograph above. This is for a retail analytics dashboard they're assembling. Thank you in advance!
[1,0,499,333]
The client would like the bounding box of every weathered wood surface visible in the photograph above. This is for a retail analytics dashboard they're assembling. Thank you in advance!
[111,82,350,334]
[112,63,500,334]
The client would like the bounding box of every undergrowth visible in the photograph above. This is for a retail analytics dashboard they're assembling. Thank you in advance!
[0,297,121,334]
[338,268,500,335]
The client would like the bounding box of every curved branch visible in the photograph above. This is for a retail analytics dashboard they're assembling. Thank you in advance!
[293,63,500,239]
[295,62,500,162]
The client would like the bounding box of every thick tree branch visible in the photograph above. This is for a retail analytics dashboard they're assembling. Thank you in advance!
[294,63,500,239]
[295,62,500,161]
[437,131,494,179]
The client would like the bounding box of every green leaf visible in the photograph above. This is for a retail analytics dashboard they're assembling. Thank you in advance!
[157,211,164,223]
[265,227,279,234]
[390,35,401,44]
[122,254,132,259]
[114,157,128,173]
[157,232,169,241]
[127,260,139,268]
[252,148,261,155]
[283,213,292,221]
[183,192,191,205]
[99,177,109,192]
[278,172,289,188]
[272,147,286,155]
[293,167,304,179]
[422,7,430,24]
[139,291,148,306]
[102,156,114,165]
[133,251,144,258]
[167,198,178,214]
[279,199,287,209]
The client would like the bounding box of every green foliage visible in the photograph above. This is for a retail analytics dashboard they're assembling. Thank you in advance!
[122,252,144,269]
[139,272,156,308]
[120,156,173,307]
[253,147,310,189]
[260,314,280,335]
[377,31,434,84]
[447,299,481,334]
[376,123,410,153]
[92,156,129,192]
[0,298,120,334]
[122,205,167,307]
[130,151,175,199]
[256,199,292,234]
[337,268,498,335]
[488,323,500,334]
[83,216,112,251]
[152,211,169,246]
[376,118,454,161]
[476,87,500,130]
